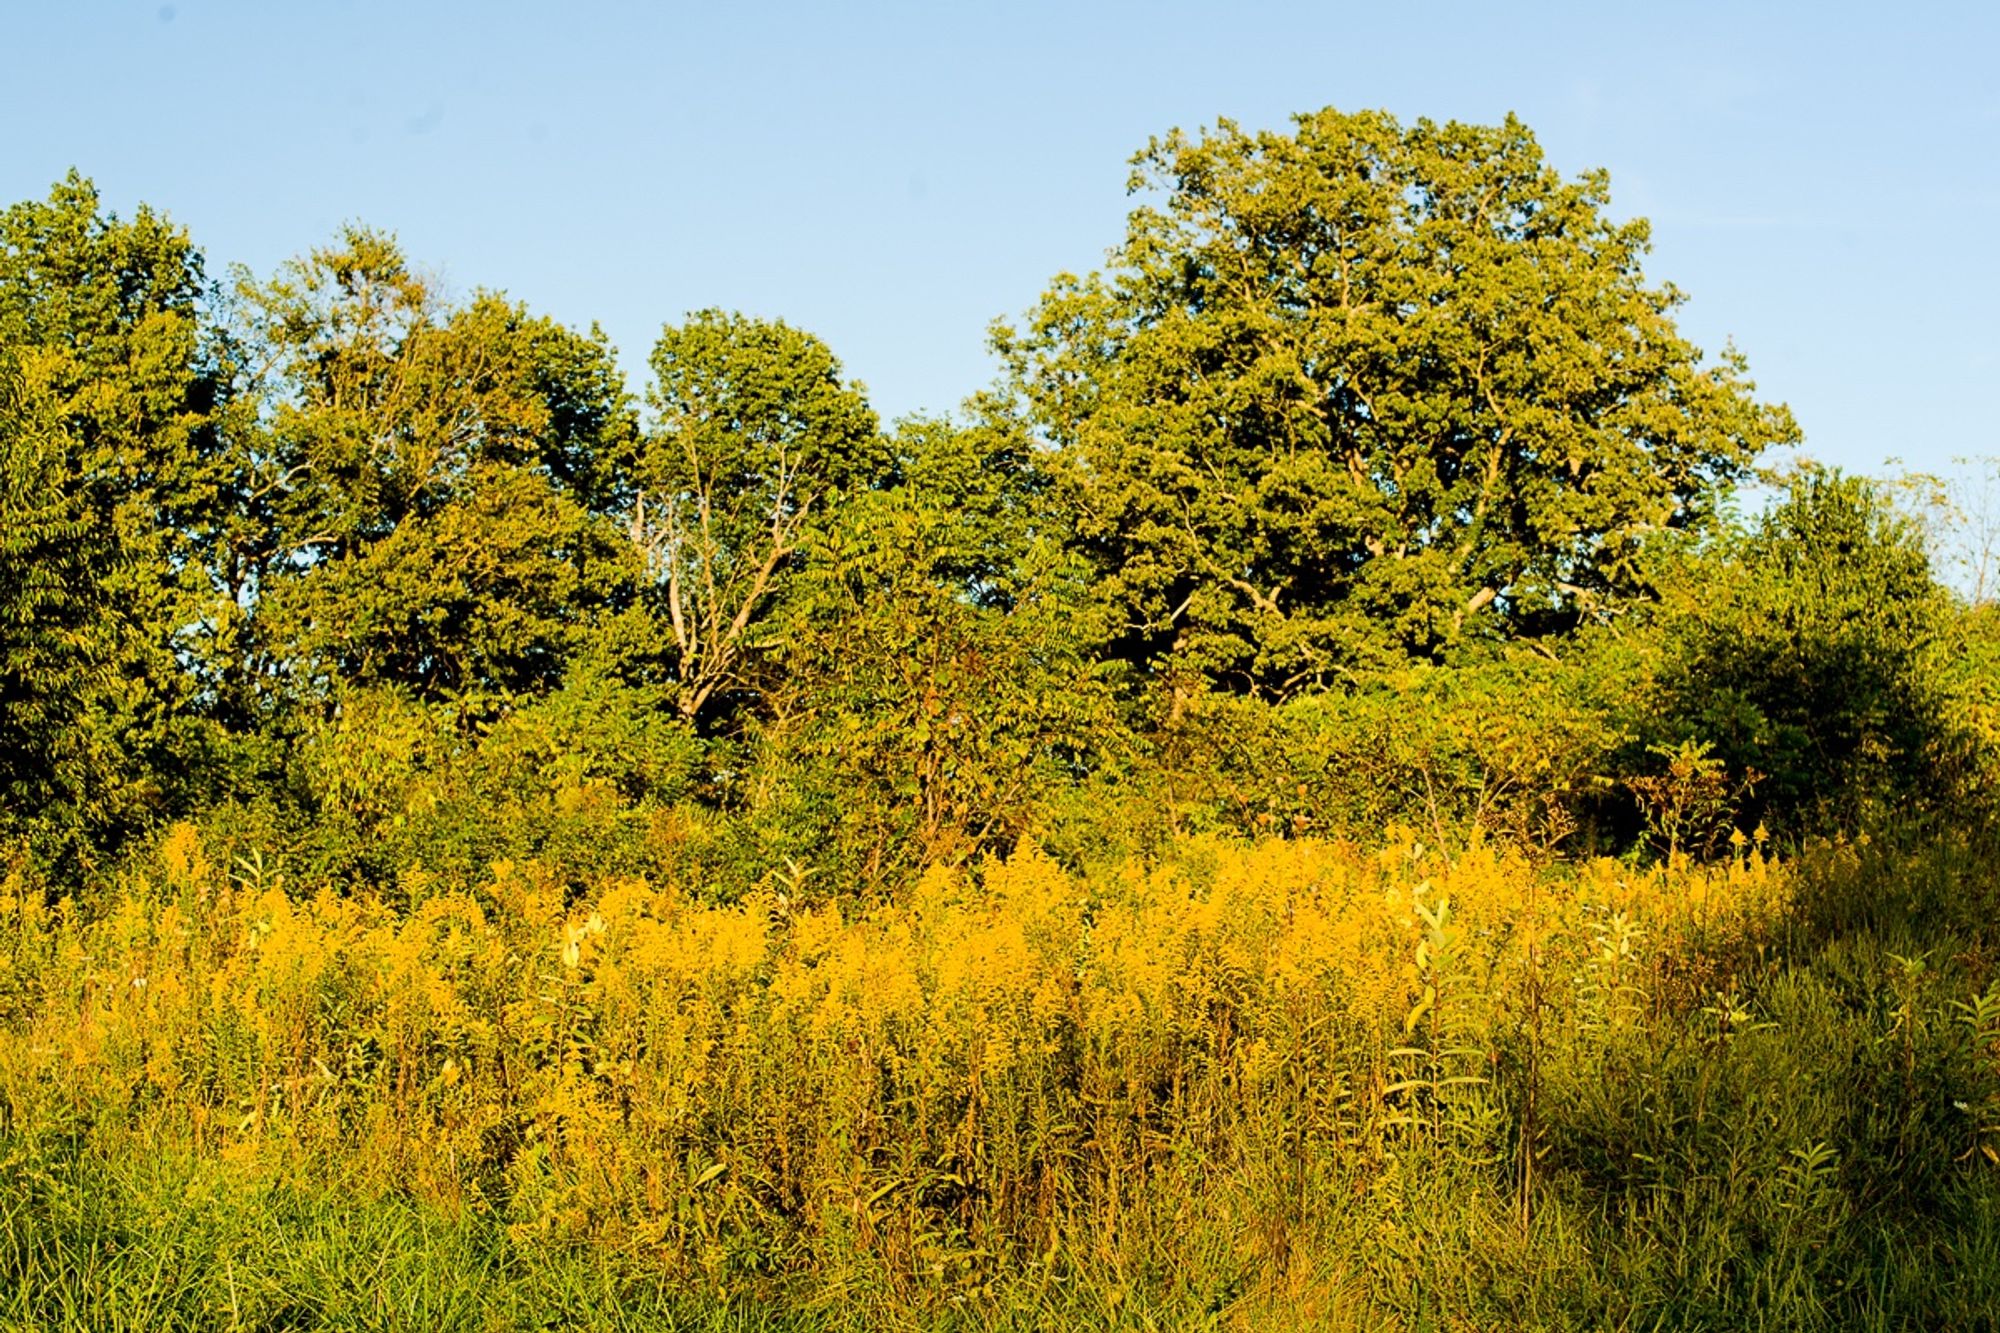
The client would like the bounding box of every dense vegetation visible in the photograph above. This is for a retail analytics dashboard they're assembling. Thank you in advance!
[3,108,1999,1329]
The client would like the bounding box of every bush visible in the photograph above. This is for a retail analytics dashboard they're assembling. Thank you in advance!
[1650,470,1958,835]
[215,670,706,901]
[1114,646,1631,854]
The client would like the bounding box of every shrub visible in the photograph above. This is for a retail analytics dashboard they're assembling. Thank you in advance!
[1650,470,1957,835]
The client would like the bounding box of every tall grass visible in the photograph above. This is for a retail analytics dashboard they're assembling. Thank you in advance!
[3,825,1999,1328]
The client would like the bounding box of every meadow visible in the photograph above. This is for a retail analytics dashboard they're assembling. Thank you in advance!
[5,824,2000,1329]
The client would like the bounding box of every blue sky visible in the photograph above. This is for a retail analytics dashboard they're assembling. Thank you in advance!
[6,1,1996,475]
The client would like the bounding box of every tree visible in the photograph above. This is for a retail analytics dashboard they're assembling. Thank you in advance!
[995,109,1799,699]
[0,348,122,836]
[1884,455,2000,607]
[633,310,882,728]
[0,173,234,850]
[236,228,642,705]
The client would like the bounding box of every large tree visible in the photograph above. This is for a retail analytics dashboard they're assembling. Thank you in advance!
[751,415,1115,882]
[995,109,1799,698]
[0,348,122,833]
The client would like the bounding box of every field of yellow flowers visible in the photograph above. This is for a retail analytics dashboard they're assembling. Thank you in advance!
[4,826,2000,1330]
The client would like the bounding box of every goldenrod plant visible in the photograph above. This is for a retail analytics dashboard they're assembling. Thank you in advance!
[7,824,2000,1327]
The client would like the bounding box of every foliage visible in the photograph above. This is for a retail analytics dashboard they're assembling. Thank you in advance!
[1884,453,2000,607]
[995,108,1798,696]
[4,113,2000,1327]
[210,668,707,900]
[0,174,231,856]
[635,310,883,729]
[1624,738,1758,861]
[1105,643,1631,855]
[235,228,644,705]
[1650,469,1961,833]
[745,418,1117,887]
[1941,603,2000,801]
[0,349,127,842]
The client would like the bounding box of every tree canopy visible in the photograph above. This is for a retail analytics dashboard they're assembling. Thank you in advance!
[0,174,228,848]
[996,108,1800,696]
[1651,469,1956,831]
[0,110,1982,886]
[233,227,643,705]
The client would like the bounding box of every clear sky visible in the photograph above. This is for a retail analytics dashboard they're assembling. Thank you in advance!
[6,1,1996,475]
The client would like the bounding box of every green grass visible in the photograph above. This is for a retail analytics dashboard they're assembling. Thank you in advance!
[0,1140,809,1332]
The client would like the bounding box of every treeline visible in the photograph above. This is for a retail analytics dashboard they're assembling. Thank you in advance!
[2,108,1995,898]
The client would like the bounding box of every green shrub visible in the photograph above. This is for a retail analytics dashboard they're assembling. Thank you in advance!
[1650,470,1958,836]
